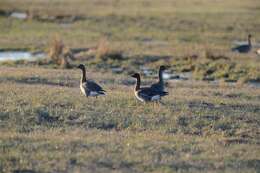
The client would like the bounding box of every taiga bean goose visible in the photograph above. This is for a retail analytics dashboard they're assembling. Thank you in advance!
[232,34,252,53]
[150,65,167,92]
[131,73,168,102]
[77,64,106,97]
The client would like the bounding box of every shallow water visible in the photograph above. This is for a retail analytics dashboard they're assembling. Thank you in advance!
[248,81,260,88]
[0,51,45,61]
[10,12,27,20]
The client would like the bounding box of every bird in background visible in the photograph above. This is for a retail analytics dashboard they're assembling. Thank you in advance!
[150,65,167,92]
[232,34,252,53]
[131,73,168,102]
[77,64,106,97]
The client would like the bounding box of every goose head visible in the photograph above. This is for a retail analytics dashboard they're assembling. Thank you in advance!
[131,73,140,79]
[159,65,167,71]
[248,34,252,46]
[77,64,85,70]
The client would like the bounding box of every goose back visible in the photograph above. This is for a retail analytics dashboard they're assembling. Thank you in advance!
[150,66,166,92]
[232,34,252,53]
[135,87,168,102]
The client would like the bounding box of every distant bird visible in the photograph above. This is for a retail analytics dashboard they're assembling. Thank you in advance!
[131,73,168,102]
[232,34,252,53]
[77,64,105,97]
[150,65,167,92]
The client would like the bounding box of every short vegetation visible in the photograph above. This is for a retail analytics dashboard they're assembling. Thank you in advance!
[0,0,260,172]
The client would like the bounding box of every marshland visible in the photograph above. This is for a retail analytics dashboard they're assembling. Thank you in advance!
[0,0,260,172]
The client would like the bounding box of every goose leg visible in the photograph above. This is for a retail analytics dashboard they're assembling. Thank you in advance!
[159,100,167,106]
[155,101,160,109]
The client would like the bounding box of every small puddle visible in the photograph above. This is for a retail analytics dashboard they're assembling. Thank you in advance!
[248,81,260,88]
[111,67,123,74]
[0,51,46,61]
[10,12,28,20]
[162,72,191,81]
[211,80,260,89]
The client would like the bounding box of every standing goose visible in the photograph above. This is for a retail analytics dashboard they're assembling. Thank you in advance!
[150,65,167,92]
[77,64,106,97]
[131,73,168,102]
[232,34,252,53]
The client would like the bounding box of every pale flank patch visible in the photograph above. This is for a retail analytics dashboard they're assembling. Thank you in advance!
[151,95,161,101]
[89,91,99,96]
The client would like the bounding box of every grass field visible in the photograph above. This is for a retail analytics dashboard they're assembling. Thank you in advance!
[0,0,260,172]
[0,67,260,173]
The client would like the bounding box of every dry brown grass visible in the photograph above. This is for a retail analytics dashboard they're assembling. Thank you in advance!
[48,35,74,68]
[0,0,260,170]
[95,37,110,60]
[0,66,260,172]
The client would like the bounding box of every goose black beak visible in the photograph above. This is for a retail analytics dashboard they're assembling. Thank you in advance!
[131,73,139,78]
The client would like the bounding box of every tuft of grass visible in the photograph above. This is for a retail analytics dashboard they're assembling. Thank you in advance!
[95,38,124,62]
[47,35,74,68]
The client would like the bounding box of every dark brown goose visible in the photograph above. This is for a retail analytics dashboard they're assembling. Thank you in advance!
[150,65,167,92]
[232,34,252,53]
[77,64,105,97]
[131,73,168,102]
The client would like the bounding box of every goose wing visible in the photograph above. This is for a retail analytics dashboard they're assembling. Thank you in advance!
[85,80,106,93]
[138,87,168,101]
[232,45,251,53]
[150,82,164,92]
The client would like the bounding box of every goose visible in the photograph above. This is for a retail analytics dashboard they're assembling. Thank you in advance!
[131,73,168,102]
[232,34,252,53]
[150,65,167,92]
[77,64,106,97]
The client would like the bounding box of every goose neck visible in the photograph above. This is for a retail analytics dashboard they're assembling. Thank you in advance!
[159,69,164,84]
[135,76,141,91]
[81,68,86,83]
[248,37,252,46]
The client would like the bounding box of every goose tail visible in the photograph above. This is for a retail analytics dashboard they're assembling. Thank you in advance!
[160,91,168,96]
[231,47,237,52]
[98,91,106,95]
